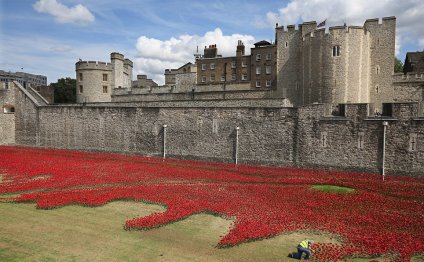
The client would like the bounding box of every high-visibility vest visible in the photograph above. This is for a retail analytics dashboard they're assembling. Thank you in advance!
[299,240,309,249]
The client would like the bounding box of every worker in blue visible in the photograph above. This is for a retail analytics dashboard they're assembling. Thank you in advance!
[288,239,314,260]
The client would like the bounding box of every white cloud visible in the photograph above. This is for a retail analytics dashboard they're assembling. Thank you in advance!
[134,28,256,85]
[33,0,95,25]
[256,0,424,58]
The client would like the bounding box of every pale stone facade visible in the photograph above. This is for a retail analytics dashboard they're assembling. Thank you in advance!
[75,52,133,103]
[275,17,397,110]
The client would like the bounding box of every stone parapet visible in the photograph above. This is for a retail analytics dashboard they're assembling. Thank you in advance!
[75,61,112,71]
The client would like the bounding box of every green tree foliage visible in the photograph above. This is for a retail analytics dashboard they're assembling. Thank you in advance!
[394,57,404,73]
[52,78,76,103]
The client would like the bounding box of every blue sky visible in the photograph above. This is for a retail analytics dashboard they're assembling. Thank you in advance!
[1,0,423,84]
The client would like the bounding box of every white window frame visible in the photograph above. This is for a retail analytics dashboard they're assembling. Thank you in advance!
[266,80,271,87]
[201,76,206,83]
[256,66,261,75]
[221,75,225,82]
[201,64,206,70]
[242,74,247,81]
[231,61,236,68]
[242,60,247,68]
[255,81,261,88]
[256,54,261,61]
[210,63,215,70]
[266,66,271,74]
[266,53,272,60]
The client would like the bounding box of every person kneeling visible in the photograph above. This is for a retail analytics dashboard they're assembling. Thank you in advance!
[288,239,314,260]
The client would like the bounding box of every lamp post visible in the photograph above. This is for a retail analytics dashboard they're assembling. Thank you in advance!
[163,124,167,159]
[382,121,388,180]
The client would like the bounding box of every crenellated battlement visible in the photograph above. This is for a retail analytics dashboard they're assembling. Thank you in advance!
[364,16,396,28]
[302,26,367,40]
[392,72,424,82]
[124,58,133,67]
[75,61,112,71]
[111,52,125,61]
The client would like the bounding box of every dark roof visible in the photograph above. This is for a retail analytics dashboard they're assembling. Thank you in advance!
[406,52,424,63]
[404,52,424,73]
[254,40,272,47]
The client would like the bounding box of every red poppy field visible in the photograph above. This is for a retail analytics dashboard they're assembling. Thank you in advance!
[0,146,423,261]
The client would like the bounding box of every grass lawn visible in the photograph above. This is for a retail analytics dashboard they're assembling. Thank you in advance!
[1,200,422,261]
[0,201,328,261]
[311,185,355,193]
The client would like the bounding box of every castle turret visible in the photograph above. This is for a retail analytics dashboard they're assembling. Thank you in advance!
[111,52,125,89]
[75,60,112,103]
[364,16,396,110]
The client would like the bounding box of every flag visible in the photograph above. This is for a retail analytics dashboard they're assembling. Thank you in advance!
[317,19,326,28]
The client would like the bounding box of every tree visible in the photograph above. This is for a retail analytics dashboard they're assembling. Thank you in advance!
[394,57,404,73]
[52,77,76,103]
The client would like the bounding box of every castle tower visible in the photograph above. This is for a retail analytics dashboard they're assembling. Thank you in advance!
[111,52,125,89]
[364,17,396,110]
[75,60,112,103]
[275,17,396,108]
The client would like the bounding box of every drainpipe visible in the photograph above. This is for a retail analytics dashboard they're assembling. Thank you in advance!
[382,121,388,180]
[163,124,167,159]
[235,126,240,164]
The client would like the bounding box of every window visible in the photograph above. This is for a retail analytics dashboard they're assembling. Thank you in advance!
[3,105,14,114]
[79,73,83,81]
[321,132,328,147]
[376,65,380,75]
[232,74,236,81]
[201,76,206,83]
[256,66,261,75]
[332,46,341,57]
[231,61,236,68]
[210,74,215,81]
[210,63,215,70]
[358,132,365,149]
[242,60,247,67]
[202,64,206,70]
[256,54,261,61]
[242,74,247,81]
[103,74,108,81]
[266,66,271,74]
[285,41,288,48]
[79,85,83,93]
[221,75,225,82]
[103,86,108,93]
[266,53,272,60]
[409,133,418,152]
[255,81,261,88]
[266,80,271,87]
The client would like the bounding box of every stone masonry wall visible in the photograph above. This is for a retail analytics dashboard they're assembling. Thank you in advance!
[0,113,15,145]
[13,85,424,177]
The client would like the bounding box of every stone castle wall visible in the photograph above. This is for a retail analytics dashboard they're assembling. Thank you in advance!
[14,85,424,176]
[0,82,16,144]
[392,73,424,103]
